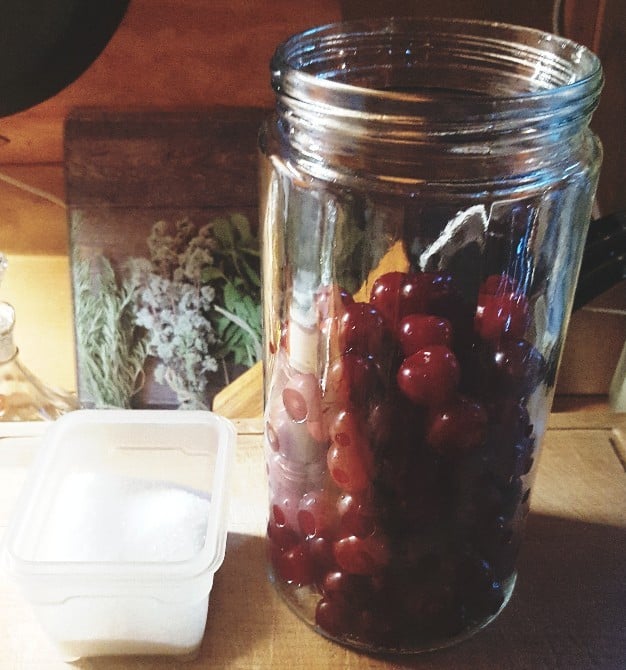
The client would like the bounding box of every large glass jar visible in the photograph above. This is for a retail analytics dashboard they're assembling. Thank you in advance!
[259,18,603,653]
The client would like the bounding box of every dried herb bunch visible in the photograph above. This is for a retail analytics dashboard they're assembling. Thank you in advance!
[73,252,148,408]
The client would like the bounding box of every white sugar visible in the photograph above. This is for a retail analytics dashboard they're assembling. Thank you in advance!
[36,472,211,562]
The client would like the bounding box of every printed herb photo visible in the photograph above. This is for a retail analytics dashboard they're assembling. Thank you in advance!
[71,214,261,410]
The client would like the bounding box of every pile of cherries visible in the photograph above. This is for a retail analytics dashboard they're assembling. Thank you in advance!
[265,269,544,650]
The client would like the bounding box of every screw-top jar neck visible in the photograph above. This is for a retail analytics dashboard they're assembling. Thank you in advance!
[270,18,603,193]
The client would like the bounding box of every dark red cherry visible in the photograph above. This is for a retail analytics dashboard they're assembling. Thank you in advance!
[306,535,336,575]
[397,345,460,406]
[275,542,315,586]
[480,273,519,296]
[297,488,338,539]
[427,396,488,455]
[323,352,379,408]
[337,491,377,538]
[327,441,373,493]
[339,302,387,358]
[315,597,355,638]
[492,337,545,397]
[475,292,529,342]
[327,409,374,492]
[266,406,326,464]
[267,519,299,552]
[282,372,322,424]
[455,554,505,618]
[333,532,391,575]
[398,314,453,357]
[369,271,427,330]
[422,272,460,313]
[321,570,375,609]
[270,491,300,536]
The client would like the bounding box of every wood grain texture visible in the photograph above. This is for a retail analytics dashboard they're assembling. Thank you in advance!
[0,0,342,165]
[563,0,626,216]
[65,108,267,209]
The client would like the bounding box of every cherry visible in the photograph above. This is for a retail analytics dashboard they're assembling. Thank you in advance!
[321,570,376,609]
[367,400,397,448]
[306,535,336,575]
[270,491,300,536]
[339,302,387,358]
[297,488,338,539]
[327,409,374,493]
[486,406,535,485]
[420,272,475,346]
[327,441,373,494]
[479,273,519,296]
[275,541,315,586]
[265,406,326,465]
[282,372,322,423]
[455,554,504,618]
[398,314,453,357]
[475,291,529,342]
[397,345,460,406]
[357,604,401,649]
[399,572,455,627]
[315,597,355,638]
[492,337,545,398]
[426,396,488,455]
[333,532,391,575]
[265,419,280,453]
[323,352,379,409]
[337,491,377,538]
[369,271,427,330]
[422,272,460,313]
[267,519,299,552]
[315,284,354,321]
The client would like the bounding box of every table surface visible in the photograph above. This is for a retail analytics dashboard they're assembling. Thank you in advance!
[1,246,626,667]
[0,397,625,670]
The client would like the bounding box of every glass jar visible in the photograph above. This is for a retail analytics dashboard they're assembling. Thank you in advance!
[0,301,77,421]
[259,18,603,653]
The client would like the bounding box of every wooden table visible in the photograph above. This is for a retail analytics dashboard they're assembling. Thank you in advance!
[1,393,625,670]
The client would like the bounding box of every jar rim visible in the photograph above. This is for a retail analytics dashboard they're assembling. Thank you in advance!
[271,16,603,114]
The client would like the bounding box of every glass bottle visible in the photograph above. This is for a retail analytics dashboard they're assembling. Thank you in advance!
[0,300,77,421]
[259,18,603,653]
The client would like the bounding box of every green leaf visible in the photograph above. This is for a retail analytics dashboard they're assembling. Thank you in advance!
[240,257,261,288]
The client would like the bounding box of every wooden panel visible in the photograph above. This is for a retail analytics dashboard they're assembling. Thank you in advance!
[340,0,555,30]
[563,0,626,215]
[65,108,266,209]
[0,0,342,166]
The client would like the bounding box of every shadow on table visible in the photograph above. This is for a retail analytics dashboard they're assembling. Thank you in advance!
[75,532,273,670]
[73,515,626,670]
[387,512,626,670]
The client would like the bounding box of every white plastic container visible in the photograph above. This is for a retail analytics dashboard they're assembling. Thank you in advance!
[2,409,236,660]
